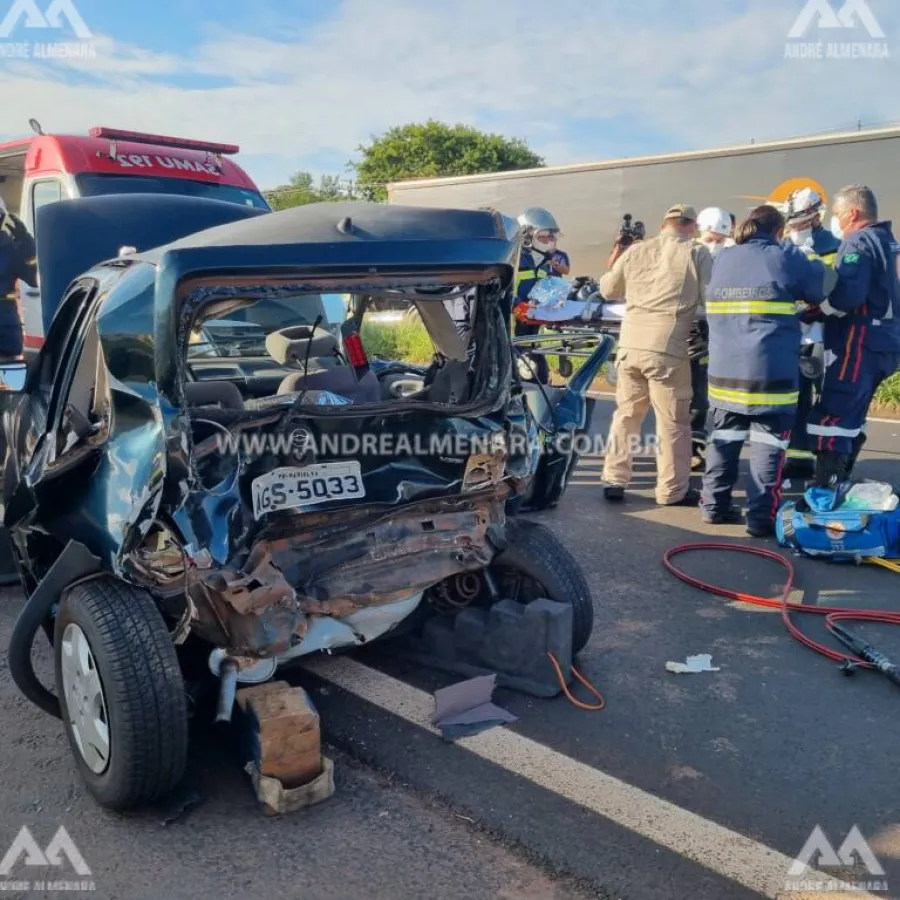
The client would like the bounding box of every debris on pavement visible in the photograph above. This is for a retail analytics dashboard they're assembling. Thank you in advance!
[158,782,203,826]
[665,654,722,675]
[431,674,517,741]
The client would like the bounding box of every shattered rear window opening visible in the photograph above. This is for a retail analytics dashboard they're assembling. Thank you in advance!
[179,274,509,417]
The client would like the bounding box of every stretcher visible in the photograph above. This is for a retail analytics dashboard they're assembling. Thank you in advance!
[513,276,624,383]
[516,276,621,327]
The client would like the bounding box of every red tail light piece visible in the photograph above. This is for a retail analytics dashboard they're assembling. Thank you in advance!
[344,332,368,369]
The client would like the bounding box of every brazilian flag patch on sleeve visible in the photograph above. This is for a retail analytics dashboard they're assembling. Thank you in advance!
[842,252,861,264]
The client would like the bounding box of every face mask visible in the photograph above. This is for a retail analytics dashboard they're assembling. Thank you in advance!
[532,232,557,253]
[789,228,813,248]
[830,216,845,241]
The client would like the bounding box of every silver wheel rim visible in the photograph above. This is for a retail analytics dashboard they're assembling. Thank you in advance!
[60,624,111,774]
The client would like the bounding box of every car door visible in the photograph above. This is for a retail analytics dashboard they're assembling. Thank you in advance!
[0,278,100,527]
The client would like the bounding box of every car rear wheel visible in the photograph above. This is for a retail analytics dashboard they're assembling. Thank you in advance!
[489,519,595,654]
[54,577,188,811]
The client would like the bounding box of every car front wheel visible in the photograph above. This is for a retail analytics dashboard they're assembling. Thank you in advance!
[54,577,188,811]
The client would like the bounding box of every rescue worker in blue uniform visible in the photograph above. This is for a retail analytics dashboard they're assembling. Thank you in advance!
[805,185,900,487]
[0,198,37,359]
[700,204,829,537]
[780,188,841,480]
[691,207,736,469]
[512,207,560,385]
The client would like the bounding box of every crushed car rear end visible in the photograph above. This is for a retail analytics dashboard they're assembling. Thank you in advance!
[3,200,598,811]
[120,203,539,664]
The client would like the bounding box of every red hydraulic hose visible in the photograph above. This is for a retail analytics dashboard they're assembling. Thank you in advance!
[663,542,900,671]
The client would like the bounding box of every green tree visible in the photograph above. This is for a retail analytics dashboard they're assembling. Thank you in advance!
[265,171,356,209]
[349,120,545,202]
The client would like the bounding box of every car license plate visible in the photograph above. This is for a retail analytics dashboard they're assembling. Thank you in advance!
[251,462,365,519]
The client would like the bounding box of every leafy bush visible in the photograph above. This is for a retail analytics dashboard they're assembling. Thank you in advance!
[361,317,434,364]
[875,371,900,409]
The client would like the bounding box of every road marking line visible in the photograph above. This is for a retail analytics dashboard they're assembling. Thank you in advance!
[302,656,878,900]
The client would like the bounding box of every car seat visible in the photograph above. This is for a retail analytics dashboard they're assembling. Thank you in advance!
[184,381,245,410]
[276,368,381,404]
[265,325,341,374]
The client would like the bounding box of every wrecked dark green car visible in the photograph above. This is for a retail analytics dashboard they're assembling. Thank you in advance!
[1,196,611,811]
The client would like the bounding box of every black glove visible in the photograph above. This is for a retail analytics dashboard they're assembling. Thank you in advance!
[0,211,28,243]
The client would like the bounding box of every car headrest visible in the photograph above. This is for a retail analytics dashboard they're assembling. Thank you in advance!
[265,325,339,366]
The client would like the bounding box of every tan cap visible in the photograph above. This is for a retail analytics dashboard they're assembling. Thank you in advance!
[664,203,697,221]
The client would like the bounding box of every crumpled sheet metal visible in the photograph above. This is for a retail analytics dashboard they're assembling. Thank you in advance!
[186,551,305,656]
[255,494,505,612]
[185,493,507,658]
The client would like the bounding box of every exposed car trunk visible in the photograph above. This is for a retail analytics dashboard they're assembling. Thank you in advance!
[131,271,525,659]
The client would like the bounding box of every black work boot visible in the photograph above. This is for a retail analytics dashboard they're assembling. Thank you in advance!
[782,455,816,481]
[702,507,742,525]
[845,432,867,479]
[660,488,701,508]
[813,451,851,489]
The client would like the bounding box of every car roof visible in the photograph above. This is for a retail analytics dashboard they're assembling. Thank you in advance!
[158,201,519,252]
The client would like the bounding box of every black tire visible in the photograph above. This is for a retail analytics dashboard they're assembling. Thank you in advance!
[491,519,595,654]
[54,577,188,812]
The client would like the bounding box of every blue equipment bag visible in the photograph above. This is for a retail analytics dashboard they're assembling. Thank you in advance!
[776,485,900,562]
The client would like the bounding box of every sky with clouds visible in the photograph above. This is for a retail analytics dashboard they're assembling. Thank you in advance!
[1,0,899,191]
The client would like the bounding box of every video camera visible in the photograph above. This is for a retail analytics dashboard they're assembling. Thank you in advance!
[616,213,645,248]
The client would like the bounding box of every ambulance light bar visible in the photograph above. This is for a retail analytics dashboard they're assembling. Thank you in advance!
[88,127,240,155]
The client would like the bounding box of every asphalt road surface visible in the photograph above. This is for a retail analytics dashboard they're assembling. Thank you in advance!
[1,398,899,900]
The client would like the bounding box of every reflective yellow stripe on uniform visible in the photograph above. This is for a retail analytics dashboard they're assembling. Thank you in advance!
[514,268,549,290]
[786,449,814,460]
[708,386,799,406]
[706,301,797,315]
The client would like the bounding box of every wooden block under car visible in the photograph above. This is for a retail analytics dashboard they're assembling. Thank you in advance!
[235,681,324,787]
[235,680,335,815]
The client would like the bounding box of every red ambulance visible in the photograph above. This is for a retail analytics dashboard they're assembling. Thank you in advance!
[0,123,270,350]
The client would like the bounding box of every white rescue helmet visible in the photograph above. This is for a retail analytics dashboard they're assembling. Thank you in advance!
[697,206,732,238]
[518,206,560,253]
[784,187,824,228]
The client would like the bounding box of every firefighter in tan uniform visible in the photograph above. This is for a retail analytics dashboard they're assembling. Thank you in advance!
[599,204,713,506]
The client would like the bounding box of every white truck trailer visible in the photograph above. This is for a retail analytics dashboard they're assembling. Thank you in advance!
[386,125,900,276]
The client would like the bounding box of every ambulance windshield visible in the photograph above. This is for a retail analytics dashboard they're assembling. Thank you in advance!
[75,173,269,210]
